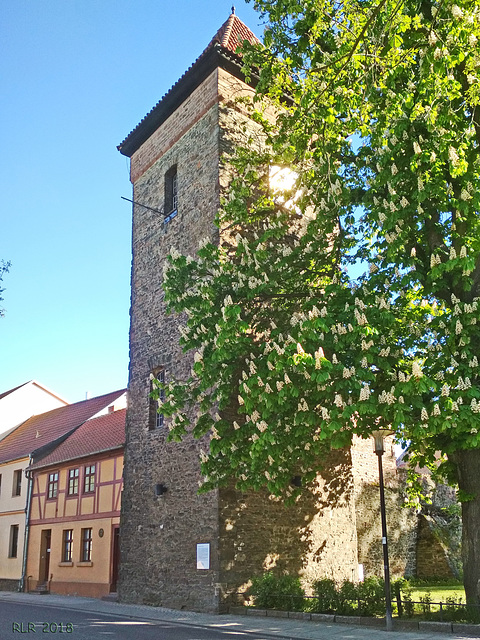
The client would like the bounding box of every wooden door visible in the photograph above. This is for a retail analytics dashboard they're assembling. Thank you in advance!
[39,529,51,584]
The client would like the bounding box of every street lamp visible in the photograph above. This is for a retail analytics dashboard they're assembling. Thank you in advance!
[371,428,394,632]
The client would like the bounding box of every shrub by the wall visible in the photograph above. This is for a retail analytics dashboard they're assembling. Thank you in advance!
[248,572,305,611]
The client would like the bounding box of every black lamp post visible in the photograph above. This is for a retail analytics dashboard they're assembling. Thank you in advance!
[371,429,394,632]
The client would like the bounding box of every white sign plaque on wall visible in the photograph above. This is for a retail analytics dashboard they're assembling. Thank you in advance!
[196,543,210,570]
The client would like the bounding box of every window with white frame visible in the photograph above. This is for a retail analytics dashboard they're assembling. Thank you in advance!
[47,472,58,499]
[62,529,73,562]
[83,465,95,494]
[81,528,92,562]
[67,468,79,496]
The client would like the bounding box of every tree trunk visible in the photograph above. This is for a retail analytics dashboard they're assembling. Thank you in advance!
[453,449,480,609]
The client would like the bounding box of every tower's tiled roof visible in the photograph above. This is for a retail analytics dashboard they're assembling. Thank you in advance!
[30,408,126,470]
[0,389,126,464]
[207,11,260,54]
[118,11,260,157]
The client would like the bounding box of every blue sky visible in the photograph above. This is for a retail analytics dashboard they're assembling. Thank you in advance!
[0,0,263,403]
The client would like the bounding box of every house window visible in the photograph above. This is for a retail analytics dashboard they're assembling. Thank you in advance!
[149,369,165,430]
[81,528,92,562]
[164,165,178,223]
[13,469,22,496]
[62,530,73,562]
[9,524,19,558]
[67,468,79,496]
[47,472,58,499]
[83,465,96,494]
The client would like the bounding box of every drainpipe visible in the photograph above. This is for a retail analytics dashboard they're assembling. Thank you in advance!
[20,456,33,592]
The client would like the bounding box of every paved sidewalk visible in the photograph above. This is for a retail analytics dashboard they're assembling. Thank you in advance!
[0,591,479,640]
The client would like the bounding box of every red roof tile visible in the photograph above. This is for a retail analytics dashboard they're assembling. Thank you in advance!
[118,12,260,157]
[0,389,126,464]
[30,408,126,470]
[207,12,260,55]
[0,382,28,401]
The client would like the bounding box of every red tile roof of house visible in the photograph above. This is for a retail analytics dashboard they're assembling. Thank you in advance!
[0,381,28,401]
[0,389,126,464]
[0,380,68,404]
[118,11,260,157]
[30,408,126,470]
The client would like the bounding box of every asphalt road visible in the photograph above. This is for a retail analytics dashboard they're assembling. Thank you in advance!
[0,600,289,640]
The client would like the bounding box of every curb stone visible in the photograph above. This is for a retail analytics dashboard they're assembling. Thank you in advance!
[452,623,480,638]
[419,621,453,633]
[3,592,480,639]
[230,605,480,635]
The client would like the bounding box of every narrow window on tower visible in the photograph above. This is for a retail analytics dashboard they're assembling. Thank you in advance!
[164,165,178,223]
[149,369,165,430]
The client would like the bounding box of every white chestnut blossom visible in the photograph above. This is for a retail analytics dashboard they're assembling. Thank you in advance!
[448,146,460,166]
[451,4,463,18]
[471,399,480,414]
[334,393,344,407]
[359,384,371,401]
[412,362,423,378]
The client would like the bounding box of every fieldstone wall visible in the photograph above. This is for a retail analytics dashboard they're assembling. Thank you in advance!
[120,64,406,612]
[0,578,19,592]
[351,436,418,579]
[416,515,458,580]
[416,480,461,580]
[119,75,223,611]
[218,447,360,599]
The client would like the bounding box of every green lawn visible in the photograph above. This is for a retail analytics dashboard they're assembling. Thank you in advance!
[395,583,475,622]
[409,585,466,603]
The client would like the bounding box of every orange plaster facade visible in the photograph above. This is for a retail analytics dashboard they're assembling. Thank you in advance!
[26,451,123,598]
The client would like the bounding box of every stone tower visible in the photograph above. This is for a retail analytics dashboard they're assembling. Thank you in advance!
[118,11,413,613]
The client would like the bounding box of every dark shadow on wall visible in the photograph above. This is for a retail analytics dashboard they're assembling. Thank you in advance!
[218,448,359,598]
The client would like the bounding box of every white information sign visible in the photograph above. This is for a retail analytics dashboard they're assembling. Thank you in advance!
[196,543,210,570]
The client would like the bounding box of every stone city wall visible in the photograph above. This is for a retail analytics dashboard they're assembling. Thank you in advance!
[351,436,418,578]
